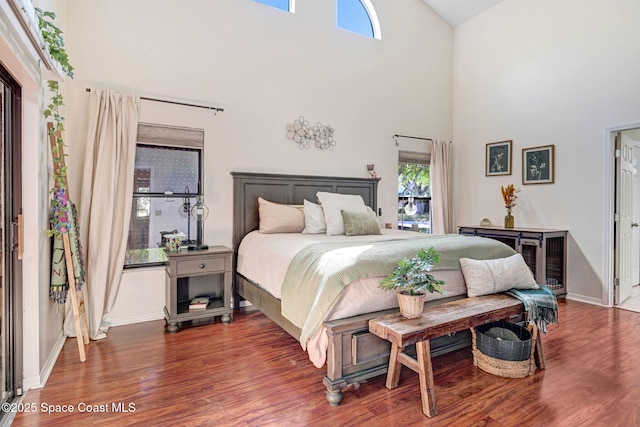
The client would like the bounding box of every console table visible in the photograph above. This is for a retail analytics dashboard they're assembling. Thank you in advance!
[458,225,567,296]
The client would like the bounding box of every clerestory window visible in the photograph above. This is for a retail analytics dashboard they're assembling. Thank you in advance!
[254,0,380,39]
[337,0,381,40]
[254,0,294,13]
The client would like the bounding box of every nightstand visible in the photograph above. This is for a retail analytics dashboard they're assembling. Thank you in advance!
[164,245,233,332]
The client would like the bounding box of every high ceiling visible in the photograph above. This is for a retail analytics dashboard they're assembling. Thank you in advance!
[421,0,503,27]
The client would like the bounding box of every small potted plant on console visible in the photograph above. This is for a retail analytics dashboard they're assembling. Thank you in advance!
[379,247,446,319]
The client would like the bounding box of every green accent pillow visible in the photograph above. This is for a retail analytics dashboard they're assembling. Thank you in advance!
[340,210,381,236]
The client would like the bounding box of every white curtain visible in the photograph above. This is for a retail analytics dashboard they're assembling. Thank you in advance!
[67,89,140,340]
[430,140,454,234]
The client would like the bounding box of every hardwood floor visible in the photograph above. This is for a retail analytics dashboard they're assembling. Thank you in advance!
[11,299,640,426]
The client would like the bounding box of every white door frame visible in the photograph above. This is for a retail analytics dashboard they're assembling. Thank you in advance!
[630,139,640,287]
[604,121,640,307]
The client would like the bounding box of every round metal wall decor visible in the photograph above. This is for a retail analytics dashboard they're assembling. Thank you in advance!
[286,116,336,150]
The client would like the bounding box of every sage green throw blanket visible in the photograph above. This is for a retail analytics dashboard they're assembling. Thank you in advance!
[281,234,516,349]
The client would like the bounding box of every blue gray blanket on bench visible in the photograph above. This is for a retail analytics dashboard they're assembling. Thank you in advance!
[506,285,559,332]
[281,233,516,349]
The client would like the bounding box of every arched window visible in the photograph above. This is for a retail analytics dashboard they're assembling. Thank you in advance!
[255,0,295,13]
[337,0,381,40]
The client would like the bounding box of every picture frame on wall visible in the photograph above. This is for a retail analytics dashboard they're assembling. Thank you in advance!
[486,140,512,176]
[522,144,555,184]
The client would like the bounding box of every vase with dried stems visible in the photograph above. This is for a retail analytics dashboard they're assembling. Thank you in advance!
[501,184,520,228]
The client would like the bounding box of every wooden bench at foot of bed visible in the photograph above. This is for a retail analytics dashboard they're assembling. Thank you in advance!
[368,293,544,417]
[320,294,527,406]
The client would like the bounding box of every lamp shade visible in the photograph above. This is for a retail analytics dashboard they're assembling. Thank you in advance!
[191,195,209,221]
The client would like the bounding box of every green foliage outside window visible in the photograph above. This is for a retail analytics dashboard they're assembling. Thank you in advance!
[398,163,431,232]
[398,163,430,196]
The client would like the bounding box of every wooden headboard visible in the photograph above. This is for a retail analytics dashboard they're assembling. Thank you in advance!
[231,171,380,251]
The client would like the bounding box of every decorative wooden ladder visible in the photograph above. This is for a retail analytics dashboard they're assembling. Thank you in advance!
[48,122,90,362]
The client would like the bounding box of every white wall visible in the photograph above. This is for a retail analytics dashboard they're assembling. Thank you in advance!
[57,0,453,324]
[453,0,640,303]
[108,267,165,326]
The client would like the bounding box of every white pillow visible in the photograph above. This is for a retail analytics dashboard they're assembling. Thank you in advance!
[257,197,304,233]
[459,253,539,297]
[302,199,326,234]
[316,192,367,235]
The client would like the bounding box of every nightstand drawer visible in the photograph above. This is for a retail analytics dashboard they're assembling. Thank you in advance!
[177,257,226,275]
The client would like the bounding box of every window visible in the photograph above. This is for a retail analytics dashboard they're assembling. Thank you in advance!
[125,124,204,267]
[254,0,381,39]
[255,0,294,12]
[398,151,431,234]
[337,0,381,40]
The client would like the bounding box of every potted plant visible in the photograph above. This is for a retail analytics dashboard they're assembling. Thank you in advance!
[379,247,446,319]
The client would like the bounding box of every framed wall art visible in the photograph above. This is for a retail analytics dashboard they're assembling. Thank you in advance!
[486,140,512,176]
[522,144,555,184]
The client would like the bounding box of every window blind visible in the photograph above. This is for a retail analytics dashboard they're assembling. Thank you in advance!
[137,123,204,149]
[398,150,430,165]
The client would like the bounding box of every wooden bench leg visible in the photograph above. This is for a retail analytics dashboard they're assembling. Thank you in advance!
[386,343,402,389]
[416,340,437,417]
[534,328,546,370]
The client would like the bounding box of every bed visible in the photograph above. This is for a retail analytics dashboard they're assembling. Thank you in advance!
[231,171,519,406]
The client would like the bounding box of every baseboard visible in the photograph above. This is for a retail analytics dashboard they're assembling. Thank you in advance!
[106,311,164,327]
[565,293,605,306]
[23,331,66,391]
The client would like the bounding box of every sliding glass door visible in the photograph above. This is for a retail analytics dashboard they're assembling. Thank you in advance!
[0,63,23,409]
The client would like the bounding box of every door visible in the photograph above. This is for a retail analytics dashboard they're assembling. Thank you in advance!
[615,132,634,304]
[633,144,640,285]
[0,63,23,408]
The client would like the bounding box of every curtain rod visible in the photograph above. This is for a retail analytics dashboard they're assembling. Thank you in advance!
[393,134,433,146]
[394,134,433,141]
[85,88,224,113]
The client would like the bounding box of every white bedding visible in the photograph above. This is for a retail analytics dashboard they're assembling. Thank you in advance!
[236,229,467,367]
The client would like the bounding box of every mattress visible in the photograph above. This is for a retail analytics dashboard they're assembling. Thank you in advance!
[237,229,467,367]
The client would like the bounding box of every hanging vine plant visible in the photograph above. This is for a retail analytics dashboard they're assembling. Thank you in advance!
[34,7,74,237]
[34,7,74,78]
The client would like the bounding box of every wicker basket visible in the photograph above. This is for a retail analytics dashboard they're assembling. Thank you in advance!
[476,320,532,361]
[472,322,538,378]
